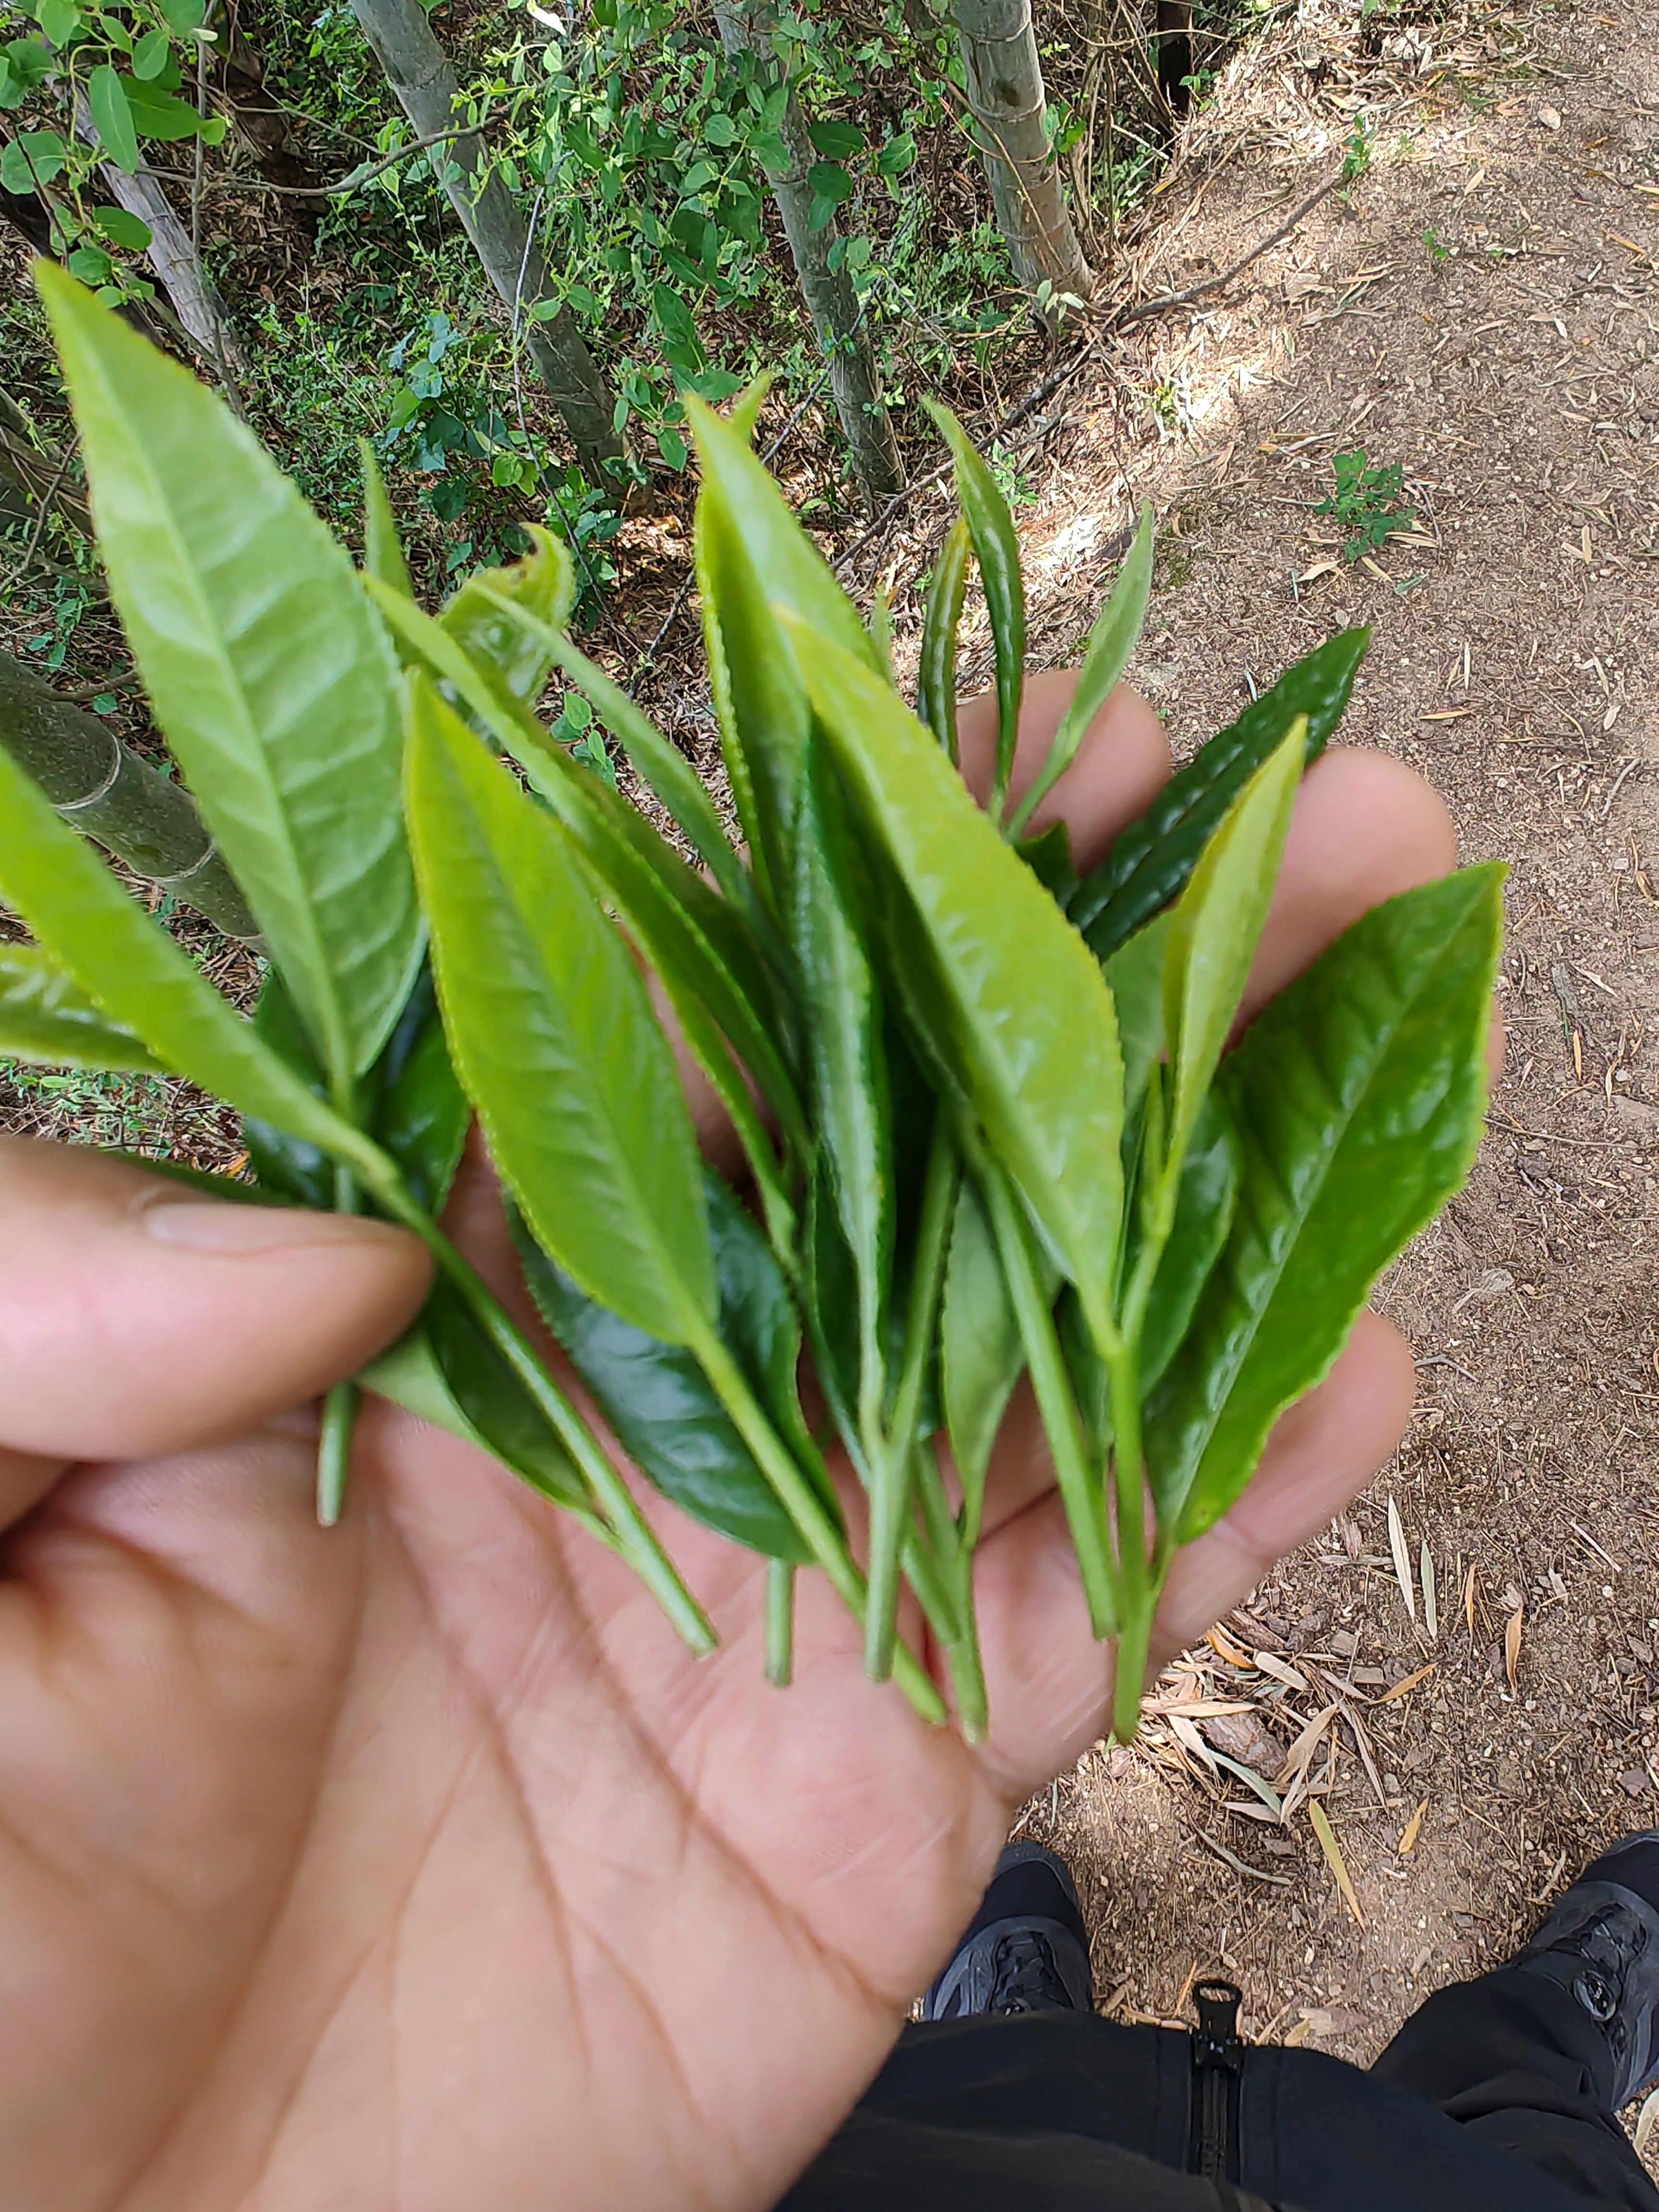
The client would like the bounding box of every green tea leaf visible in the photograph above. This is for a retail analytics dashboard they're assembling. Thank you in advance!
[940,1173,1023,1504]
[423,1279,588,1508]
[243,971,331,1208]
[88,63,138,172]
[359,436,413,599]
[1136,1089,1238,1393]
[1016,820,1078,907]
[1010,504,1153,837]
[364,577,806,1159]
[513,1178,827,1561]
[0,944,161,1070]
[695,484,808,914]
[406,678,715,1346]
[782,618,1125,1350]
[922,401,1023,818]
[1147,864,1504,1540]
[356,1319,489,1455]
[441,524,575,706]
[0,745,391,1191]
[918,515,973,765]
[370,963,469,1215]
[793,738,892,1404]
[1072,630,1370,960]
[683,394,875,675]
[39,268,420,1091]
[1102,908,1170,1138]
[476,588,748,912]
[1161,721,1303,1173]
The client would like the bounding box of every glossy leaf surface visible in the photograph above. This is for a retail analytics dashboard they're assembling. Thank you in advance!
[0,946,160,1070]
[0,744,389,1191]
[370,965,469,1215]
[940,1174,1023,1500]
[683,395,875,673]
[923,401,1023,812]
[792,738,892,1393]
[514,1178,826,1561]
[1161,722,1303,1170]
[784,619,1124,1345]
[1072,629,1371,960]
[918,516,974,763]
[480,590,747,910]
[424,1280,587,1508]
[41,268,419,1087]
[365,577,805,1152]
[406,679,715,1346]
[1012,505,1153,835]
[696,486,808,912]
[1136,1090,1238,1394]
[1148,863,1503,1540]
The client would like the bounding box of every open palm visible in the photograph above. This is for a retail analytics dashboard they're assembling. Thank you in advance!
[0,681,1460,2212]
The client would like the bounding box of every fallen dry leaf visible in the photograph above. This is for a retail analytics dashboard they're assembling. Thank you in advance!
[1399,1799,1429,1855]
[1505,1604,1525,1692]
[1378,1662,1437,1705]
[1388,1495,1417,1622]
[1310,1801,1366,1927]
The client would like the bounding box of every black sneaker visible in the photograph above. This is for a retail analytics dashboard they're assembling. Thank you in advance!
[921,1841,1094,2021]
[1515,1828,1659,2107]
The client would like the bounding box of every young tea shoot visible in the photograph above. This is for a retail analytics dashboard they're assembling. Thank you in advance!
[0,272,1503,1741]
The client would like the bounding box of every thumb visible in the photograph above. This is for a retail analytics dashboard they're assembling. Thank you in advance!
[0,1137,431,1464]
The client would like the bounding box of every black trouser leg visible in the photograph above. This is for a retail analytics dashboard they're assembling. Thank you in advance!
[1372,1964,1659,2209]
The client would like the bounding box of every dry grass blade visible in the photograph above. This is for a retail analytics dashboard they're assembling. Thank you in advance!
[1275,1701,1340,1801]
[1377,1662,1436,1705]
[1398,1799,1429,1856]
[1387,1495,1416,1622]
[1309,1800,1366,1927]
[1420,1541,1438,1642]
[1505,1603,1525,1692]
[1254,1650,1311,1692]
[1340,1702,1389,1812]
[1464,1560,1479,1639]
[1206,1626,1254,1668]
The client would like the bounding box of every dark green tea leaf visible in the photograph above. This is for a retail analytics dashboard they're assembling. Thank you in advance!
[918,515,974,764]
[1073,629,1371,959]
[424,1279,588,1508]
[513,1178,828,1561]
[406,678,716,1346]
[40,267,420,1088]
[1148,863,1503,1541]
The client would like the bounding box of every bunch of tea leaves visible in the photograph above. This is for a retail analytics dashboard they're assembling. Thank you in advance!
[0,271,1502,1739]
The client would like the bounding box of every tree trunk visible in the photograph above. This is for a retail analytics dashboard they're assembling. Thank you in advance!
[347,0,621,479]
[956,0,1093,302]
[72,96,247,377]
[0,653,259,941]
[1155,0,1195,117]
[712,0,902,502]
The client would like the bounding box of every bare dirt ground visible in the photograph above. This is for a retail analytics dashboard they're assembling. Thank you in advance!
[955,0,1659,2152]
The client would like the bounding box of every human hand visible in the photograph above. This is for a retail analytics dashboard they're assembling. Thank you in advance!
[0,677,1459,2212]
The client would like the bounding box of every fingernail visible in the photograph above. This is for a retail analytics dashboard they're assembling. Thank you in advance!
[141,1198,380,1253]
